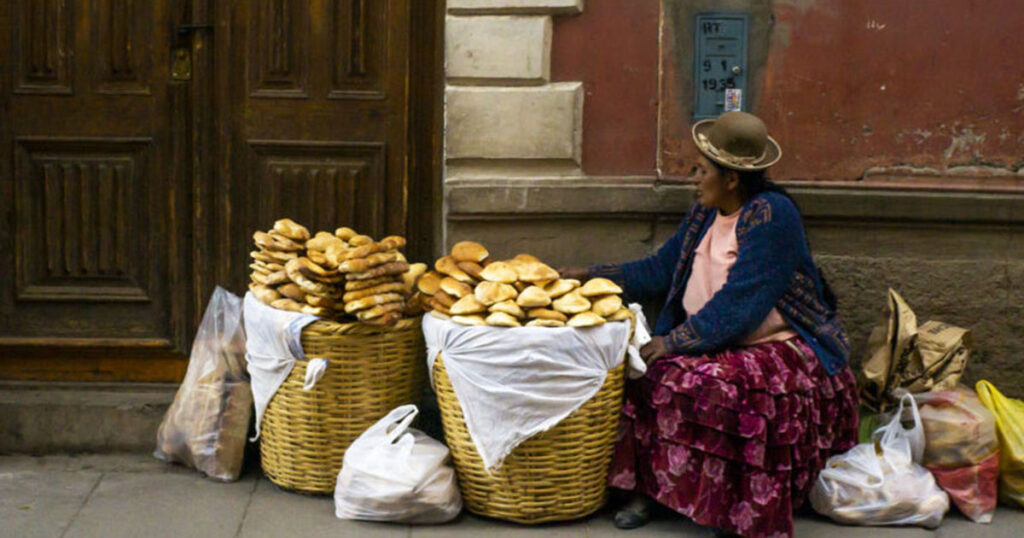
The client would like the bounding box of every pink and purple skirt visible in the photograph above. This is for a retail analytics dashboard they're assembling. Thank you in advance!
[608,337,859,537]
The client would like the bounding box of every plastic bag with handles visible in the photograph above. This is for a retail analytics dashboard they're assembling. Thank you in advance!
[810,392,949,528]
[975,380,1024,508]
[334,404,462,523]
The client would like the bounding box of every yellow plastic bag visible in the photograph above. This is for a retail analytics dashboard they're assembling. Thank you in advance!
[975,380,1024,507]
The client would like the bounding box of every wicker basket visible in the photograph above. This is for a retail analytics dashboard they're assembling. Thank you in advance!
[433,355,625,523]
[260,316,426,494]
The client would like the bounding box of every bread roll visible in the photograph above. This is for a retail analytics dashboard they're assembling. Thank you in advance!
[346,275,398,291]
[306,294,335,309]
[606,307,631,322]
[429,310,451,321]
[249,283,280,304]
[345,261,409,281]
[272,218,310,241]
[440,277,474,299]
[450,294,487,315]
[434,256,473,283]
[271,298,304,312]
[516,261,559,283]
[580,277,623,297]
[356,302,405,321]
[486,311,521,327]
[451,241,489,263]
[334,227,357,241]
[416,271,443,295]
[252,230,301,252]
[433,289,457,308]
[479,261,518,284]
[527,308,568,322]
[513,253,541,263]
[277,283,306,302]
[300,304,331,317]
[568,311,606,328]
[343,241,388,261]
[338,251,399,273]
[452,315,487,326]
[343,282,406,303]
[428,297,452,315]
[543,279,580,299]
[306,250,329,266]
[362,311,402,326]
[490,300,525,319]
[402,263,428,293]
[344,293,405,314]
[249,262,273,276]
[516,286,551,308]
[348,234,374,247]
[474,281,518,306]
[527,319,566,328]
[306,231,344,252]
[552,290,591,315]
[379,236,407,250]
[591,294,623,317]
[457,261,485,281]
[263,270,290,286]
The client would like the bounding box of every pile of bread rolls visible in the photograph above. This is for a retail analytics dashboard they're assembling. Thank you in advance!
[248,219,426,326]
[418,241,629,328]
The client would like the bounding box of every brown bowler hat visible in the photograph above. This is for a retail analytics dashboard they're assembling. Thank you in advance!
[692,111,782,171]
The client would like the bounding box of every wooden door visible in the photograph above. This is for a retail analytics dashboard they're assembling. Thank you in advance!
[0,0,440,381]
[214,0,424,292]
[0,0,197,379]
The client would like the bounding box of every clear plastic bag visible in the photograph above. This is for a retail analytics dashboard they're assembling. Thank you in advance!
[154,287,252,481]
[975,380,1024,508]
[810,393,949,528]
[334,405,462,523]
[914,386,999,522]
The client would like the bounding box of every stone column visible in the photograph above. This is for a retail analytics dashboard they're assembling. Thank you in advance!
[443,0,585,249]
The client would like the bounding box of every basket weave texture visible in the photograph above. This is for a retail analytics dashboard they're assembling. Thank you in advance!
[260,316,426,494]
[433,355,625,523]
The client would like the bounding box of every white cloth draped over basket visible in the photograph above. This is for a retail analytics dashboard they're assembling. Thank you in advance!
[242,292,321,440]
[422,306,648,472]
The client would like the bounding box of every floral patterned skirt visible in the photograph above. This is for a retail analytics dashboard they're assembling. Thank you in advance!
[608,337,859,538]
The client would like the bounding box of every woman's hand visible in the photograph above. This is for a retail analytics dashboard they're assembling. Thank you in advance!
[640,336,669,364]
[557,266,590,280]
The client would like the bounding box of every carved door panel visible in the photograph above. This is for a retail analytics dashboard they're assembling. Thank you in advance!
[0,1,194,366]
[215,0,413,291]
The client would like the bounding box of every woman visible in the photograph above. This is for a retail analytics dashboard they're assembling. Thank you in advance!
[561,112,859,537]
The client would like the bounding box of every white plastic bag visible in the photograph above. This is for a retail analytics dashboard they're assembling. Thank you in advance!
[810,393,949,528]
[155,287,252,481]
[335,405,462,523]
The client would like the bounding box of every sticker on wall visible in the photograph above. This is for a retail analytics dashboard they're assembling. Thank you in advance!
[724,89,742,112]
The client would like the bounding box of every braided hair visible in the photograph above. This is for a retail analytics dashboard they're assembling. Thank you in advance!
[711,162,840,310]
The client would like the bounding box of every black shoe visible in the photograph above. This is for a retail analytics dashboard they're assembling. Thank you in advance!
[613,497,652,530]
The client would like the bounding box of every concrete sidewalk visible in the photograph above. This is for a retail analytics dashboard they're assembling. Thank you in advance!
[1,454,1021,538]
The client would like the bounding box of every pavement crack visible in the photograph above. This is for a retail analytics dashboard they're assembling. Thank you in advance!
[58,471,104,538]
[233,478,260,538]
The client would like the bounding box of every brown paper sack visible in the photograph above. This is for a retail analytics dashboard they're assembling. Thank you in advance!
[858,288,972,412]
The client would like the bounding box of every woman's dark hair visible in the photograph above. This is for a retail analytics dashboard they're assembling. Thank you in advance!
[711,161,840,310]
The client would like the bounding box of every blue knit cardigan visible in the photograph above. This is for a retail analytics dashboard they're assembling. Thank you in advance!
[590,192,850,375]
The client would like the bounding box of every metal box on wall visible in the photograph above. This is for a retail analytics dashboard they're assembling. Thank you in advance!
[694,13,748,119]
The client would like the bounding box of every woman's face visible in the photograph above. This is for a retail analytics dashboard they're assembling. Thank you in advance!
[692,155,735,209]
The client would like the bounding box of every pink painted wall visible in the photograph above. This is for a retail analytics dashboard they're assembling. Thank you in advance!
[553,0,1024,185]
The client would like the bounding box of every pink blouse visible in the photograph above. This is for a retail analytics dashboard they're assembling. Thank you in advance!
[682,210,799,345]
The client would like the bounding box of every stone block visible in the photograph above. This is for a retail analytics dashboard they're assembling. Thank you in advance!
[448,0,583,15]
[446,16,551,82]
[445,83,583,162]
[0,382,174,454]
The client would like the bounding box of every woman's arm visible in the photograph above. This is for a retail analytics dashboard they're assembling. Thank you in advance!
[585,207,695,303]
[664,196,802,355]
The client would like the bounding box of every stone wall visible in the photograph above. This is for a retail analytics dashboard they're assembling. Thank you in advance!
[441,0,1024,397]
